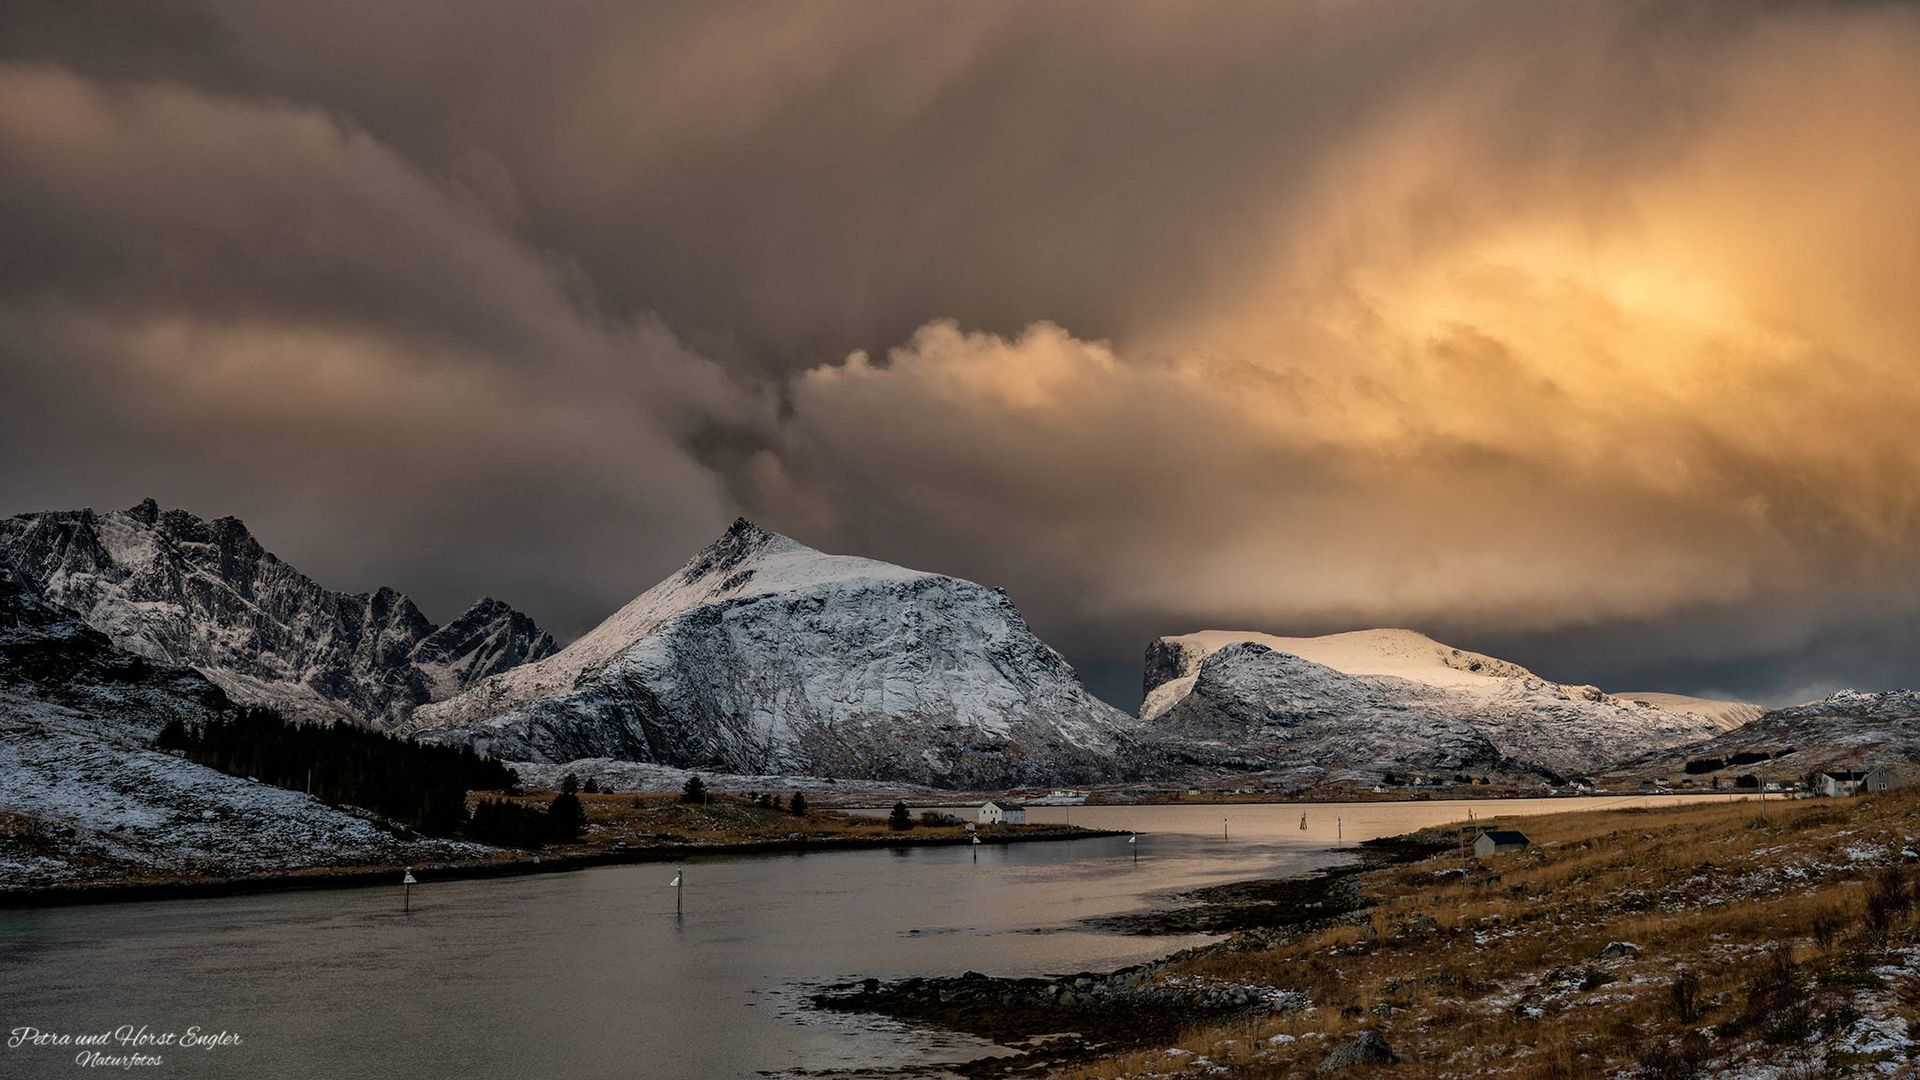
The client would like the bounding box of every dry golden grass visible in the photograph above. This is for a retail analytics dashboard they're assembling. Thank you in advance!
[1056,789,1920,1078]
[470,789,1047,849]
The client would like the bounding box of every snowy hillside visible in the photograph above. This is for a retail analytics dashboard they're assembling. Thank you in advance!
[402,519,1135,788]
[0,500,555,726]
[0,576,475,890]
[1610,689,1920,782]
[1137,629,1730,780]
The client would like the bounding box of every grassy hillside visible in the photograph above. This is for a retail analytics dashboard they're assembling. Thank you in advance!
[1062,790,1920,1078]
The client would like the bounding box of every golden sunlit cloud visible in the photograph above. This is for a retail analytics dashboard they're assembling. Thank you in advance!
[3,0,1917,701]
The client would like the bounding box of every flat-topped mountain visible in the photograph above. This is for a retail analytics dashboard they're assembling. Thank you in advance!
[0,500,555,725]
[401,519,1135,788]
[1136,628,1734,783]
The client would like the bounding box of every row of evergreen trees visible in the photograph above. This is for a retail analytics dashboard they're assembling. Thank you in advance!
[683,775,811,815]
[467,773,587,848]
[156,707,520,840]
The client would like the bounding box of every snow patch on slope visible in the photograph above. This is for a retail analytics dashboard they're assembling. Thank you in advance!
[1614,692,1762,732]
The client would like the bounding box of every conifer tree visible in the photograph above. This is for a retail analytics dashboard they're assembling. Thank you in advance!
[547,786,587,842]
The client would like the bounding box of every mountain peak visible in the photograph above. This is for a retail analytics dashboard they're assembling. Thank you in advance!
[126,497,161,524]
[683,517,803,583]
[402,521,1131,787]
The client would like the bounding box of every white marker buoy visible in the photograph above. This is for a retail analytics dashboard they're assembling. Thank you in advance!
[402,867,416,913]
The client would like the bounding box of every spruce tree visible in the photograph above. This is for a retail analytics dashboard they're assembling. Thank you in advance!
[788,791,808,816]
[547,788,587,842]
[887,800,913,830]
[681,775,708,804]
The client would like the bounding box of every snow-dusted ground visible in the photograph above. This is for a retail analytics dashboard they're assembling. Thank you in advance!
[0,575,480,891]
[404,520,1134,788]
[0,695,478,890]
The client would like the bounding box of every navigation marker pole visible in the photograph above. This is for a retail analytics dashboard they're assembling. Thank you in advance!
[402,867,416,914]
[1129,831,1138,862]
[1337,817,1342,841]
[1223,817,1229,841]
[671,868,683,913]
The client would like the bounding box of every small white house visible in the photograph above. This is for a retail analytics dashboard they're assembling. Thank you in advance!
[1473,830,1530,857]
[1817,769,1904,797]
[978,800,1027,826]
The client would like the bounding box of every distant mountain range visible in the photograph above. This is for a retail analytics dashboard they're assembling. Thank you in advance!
[8,498,1908,797]
[0,499,554,725]
[1609,689,1920,783]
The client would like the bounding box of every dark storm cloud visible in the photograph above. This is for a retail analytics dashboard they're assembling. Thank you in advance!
[2,1,1917,706]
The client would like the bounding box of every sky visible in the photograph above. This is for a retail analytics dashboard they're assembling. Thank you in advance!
[2,1,1918,709]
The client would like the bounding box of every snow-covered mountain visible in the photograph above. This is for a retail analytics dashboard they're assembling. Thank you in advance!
[0,574,473,890]
[1613,691,1762,731]
[401,519,1134,788]
[1610,689,1920,783]
[1136,629,1733,781]
[0,500,555,726]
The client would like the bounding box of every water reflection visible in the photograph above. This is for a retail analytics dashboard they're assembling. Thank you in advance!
[0,795,1738,1079]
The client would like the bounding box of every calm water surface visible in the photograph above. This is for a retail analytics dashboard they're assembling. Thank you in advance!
[0,795,1739,1079]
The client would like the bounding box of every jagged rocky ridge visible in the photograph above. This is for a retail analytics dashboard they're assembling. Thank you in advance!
[0,500,555,726]
[0,574,474,889]
[1133,629,1731,783]
[401,519,1135,788]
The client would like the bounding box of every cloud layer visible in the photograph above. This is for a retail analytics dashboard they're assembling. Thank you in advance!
[2,2,1917,705]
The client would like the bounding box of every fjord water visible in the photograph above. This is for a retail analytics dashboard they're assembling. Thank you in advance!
[1,796,1736,1079]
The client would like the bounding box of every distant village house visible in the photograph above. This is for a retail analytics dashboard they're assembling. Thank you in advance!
[978,800,1027,826]
[1813,769,1903,797]
[1473,830,1530,857]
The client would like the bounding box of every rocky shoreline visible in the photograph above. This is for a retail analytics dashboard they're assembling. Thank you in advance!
[810,833,1452,1076]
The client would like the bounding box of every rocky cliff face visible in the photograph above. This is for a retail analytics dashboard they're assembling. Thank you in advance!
[1136,629,1731,782]
[401,519,1135,788]
[0,500,554,726]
